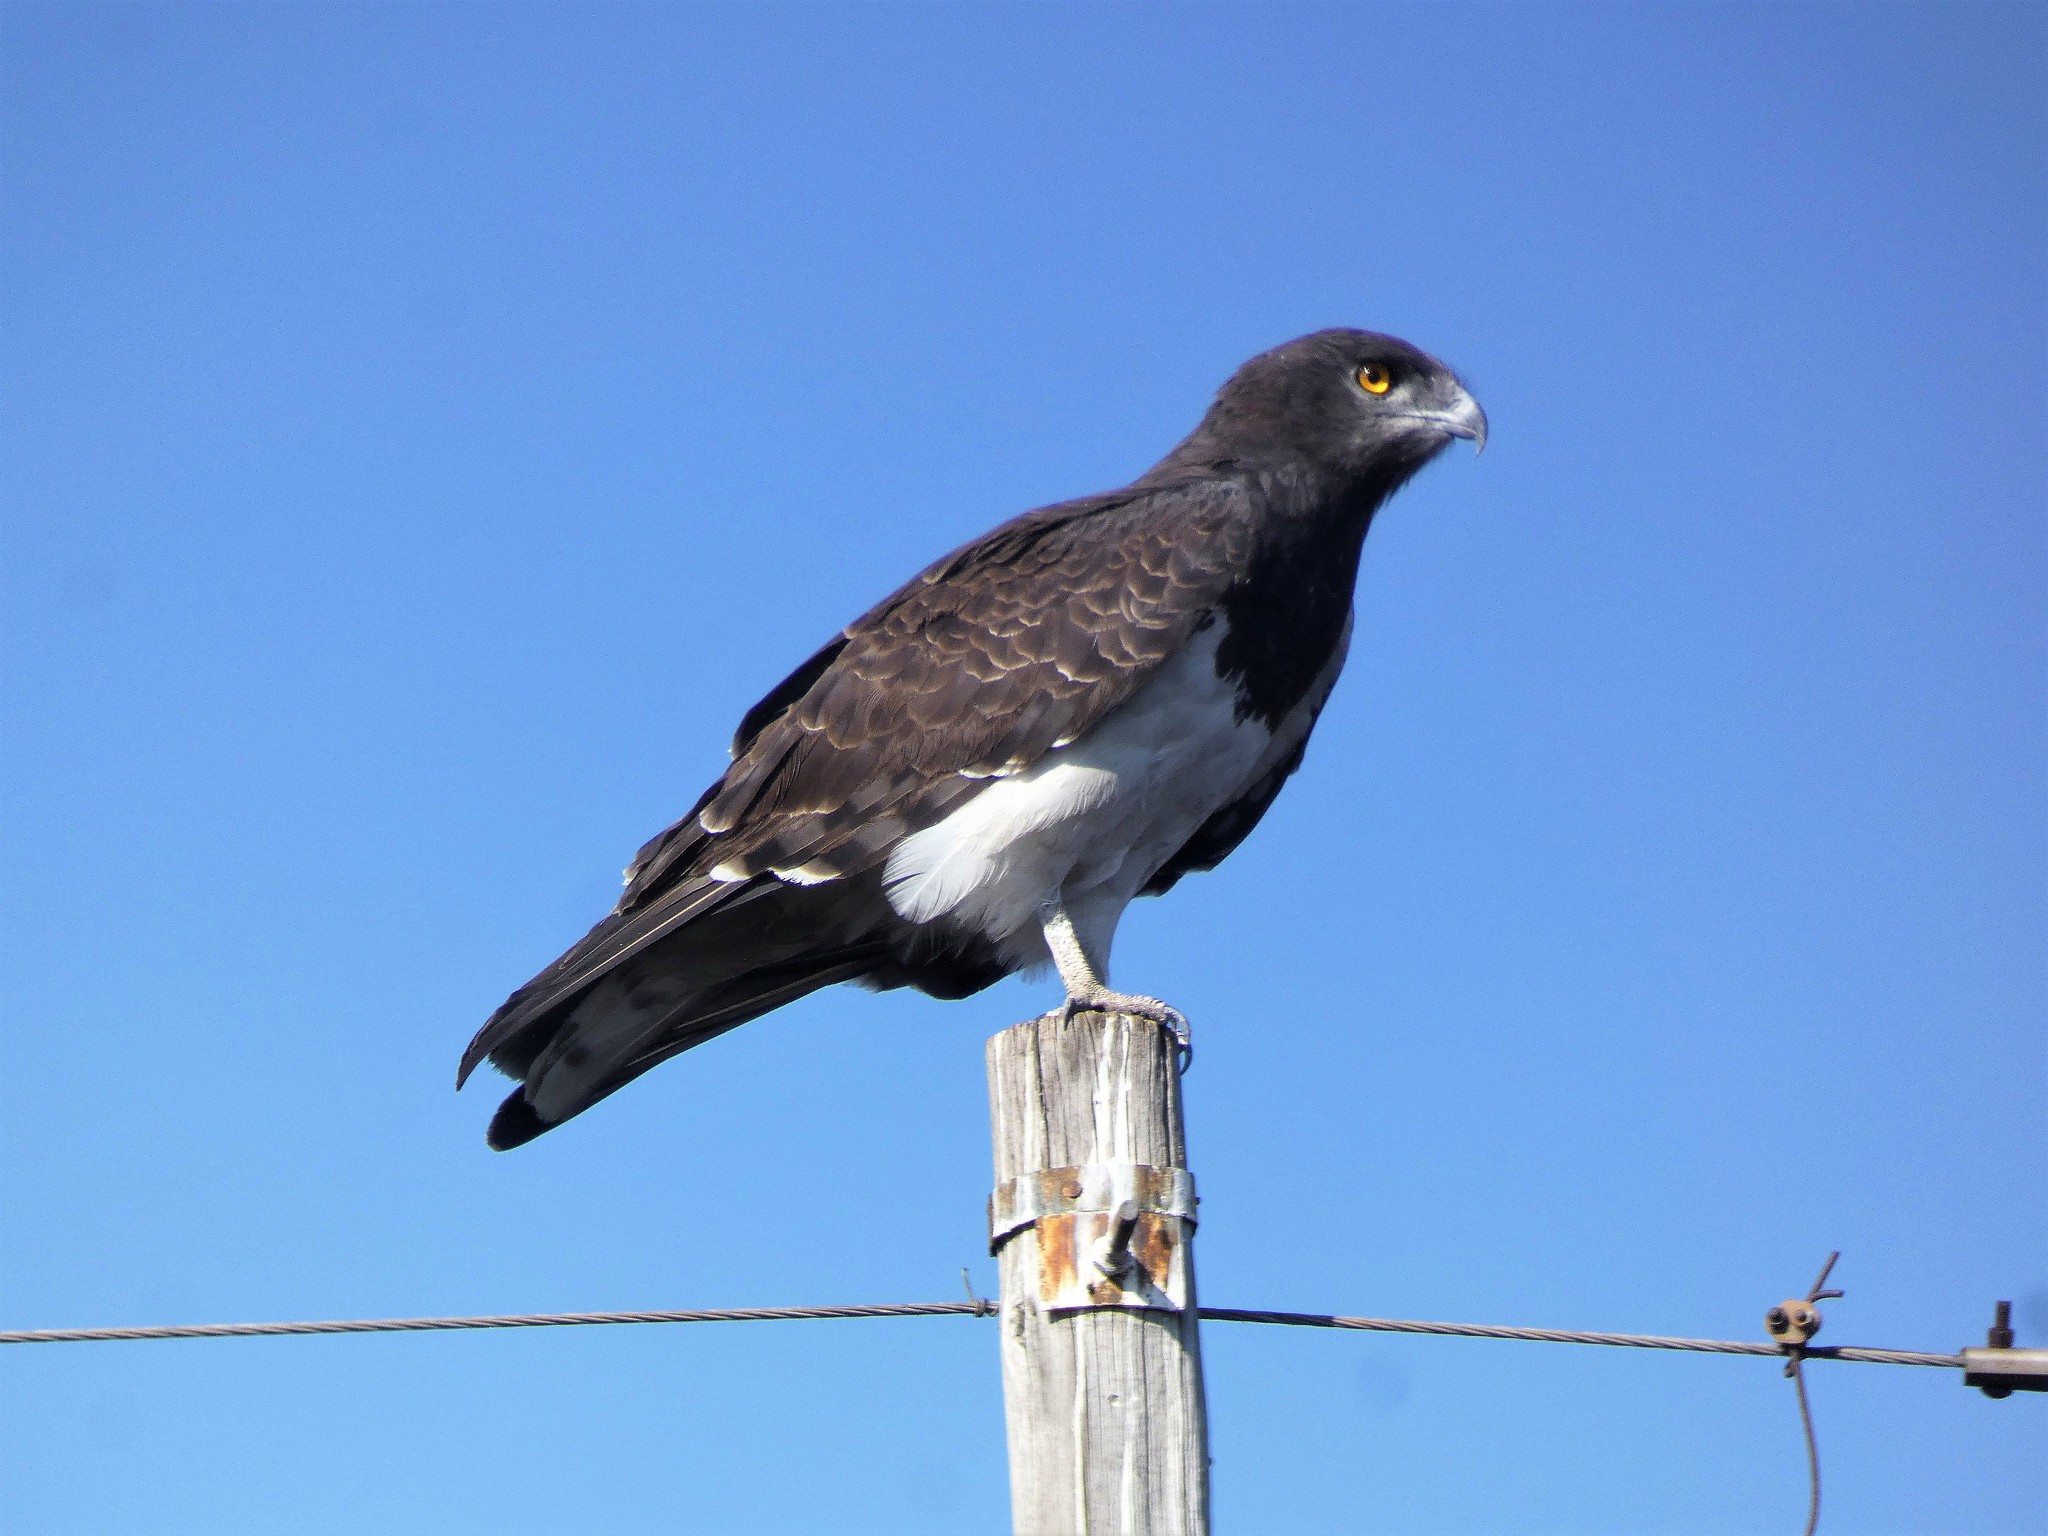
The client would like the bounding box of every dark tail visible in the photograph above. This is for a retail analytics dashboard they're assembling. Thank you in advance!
[461,878,887,1148]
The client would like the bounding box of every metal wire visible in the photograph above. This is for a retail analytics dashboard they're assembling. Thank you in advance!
[0,1301,990,1345]
[1792,1354,1822,1536]
[0,1301,1962,1368]
[1787,1252,1842,1536]
[1196,1307,1960,1368]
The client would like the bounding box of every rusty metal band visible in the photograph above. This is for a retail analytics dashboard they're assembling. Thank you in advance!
[987,1162,1197,1254]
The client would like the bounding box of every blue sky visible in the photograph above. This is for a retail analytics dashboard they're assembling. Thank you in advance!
[2,3,2042,1531]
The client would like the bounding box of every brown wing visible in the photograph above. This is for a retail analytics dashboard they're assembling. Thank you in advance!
[619,474,1256,900]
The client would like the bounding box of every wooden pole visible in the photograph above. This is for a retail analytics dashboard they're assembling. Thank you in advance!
[986,1008,1210,1535]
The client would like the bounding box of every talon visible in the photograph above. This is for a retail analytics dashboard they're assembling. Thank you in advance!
[1053,990,1192,1072]
[1152,1005,1193,1075]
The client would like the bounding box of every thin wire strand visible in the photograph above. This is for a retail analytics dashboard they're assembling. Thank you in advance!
[1792,1355,1822,1536]
[0,1302,1962,1367]
[1793,1250,1839,1535]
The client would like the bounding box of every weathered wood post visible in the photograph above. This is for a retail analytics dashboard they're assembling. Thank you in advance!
[986,1008,1209,1535]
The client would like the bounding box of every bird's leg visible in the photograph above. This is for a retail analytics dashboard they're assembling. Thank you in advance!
[1037,896,1192,1072]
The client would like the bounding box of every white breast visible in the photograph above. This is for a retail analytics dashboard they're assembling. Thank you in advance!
[880,616,1348,967]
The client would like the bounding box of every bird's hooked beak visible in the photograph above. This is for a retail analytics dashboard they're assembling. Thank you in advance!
[1400,384,1488,455]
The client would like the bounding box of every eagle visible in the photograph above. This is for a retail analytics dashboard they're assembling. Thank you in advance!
[459,329,1485,1148]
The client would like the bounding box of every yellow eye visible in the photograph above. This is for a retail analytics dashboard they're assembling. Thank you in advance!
[1357,363,1392,395]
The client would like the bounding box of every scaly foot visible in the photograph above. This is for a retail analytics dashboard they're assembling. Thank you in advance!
[1043,989,1193,1074]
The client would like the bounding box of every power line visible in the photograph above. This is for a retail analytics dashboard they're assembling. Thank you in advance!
[8,1287,2022,1536]
[0,1301,1963,1367]
[0,1301,990,1346]
[1197,1308,1959,1368]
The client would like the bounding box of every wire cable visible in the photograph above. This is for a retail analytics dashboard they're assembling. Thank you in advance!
[0,1301,988,1345]
[0,1302,1961,1367]
[1792,1353,1822,1536]
[1197,1308,1957,1367]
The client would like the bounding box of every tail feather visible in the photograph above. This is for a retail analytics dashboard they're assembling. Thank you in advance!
[466,879,893,1148]
[484,947,888,1149]
[456,873,766,1091]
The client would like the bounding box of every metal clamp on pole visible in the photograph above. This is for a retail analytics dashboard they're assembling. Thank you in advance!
[1963,1302,2048,1398]
[988,1162,1198,1313]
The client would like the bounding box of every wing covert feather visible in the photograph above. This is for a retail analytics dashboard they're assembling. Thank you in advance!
[625,476,1254,904]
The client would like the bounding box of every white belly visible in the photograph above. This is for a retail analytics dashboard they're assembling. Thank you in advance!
[880,617,1346,972]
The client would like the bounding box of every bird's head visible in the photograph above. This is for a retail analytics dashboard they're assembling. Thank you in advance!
[1165,328,1486,490]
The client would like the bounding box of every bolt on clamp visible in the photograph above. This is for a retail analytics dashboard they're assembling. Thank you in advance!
[989,1162,1197,1314]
